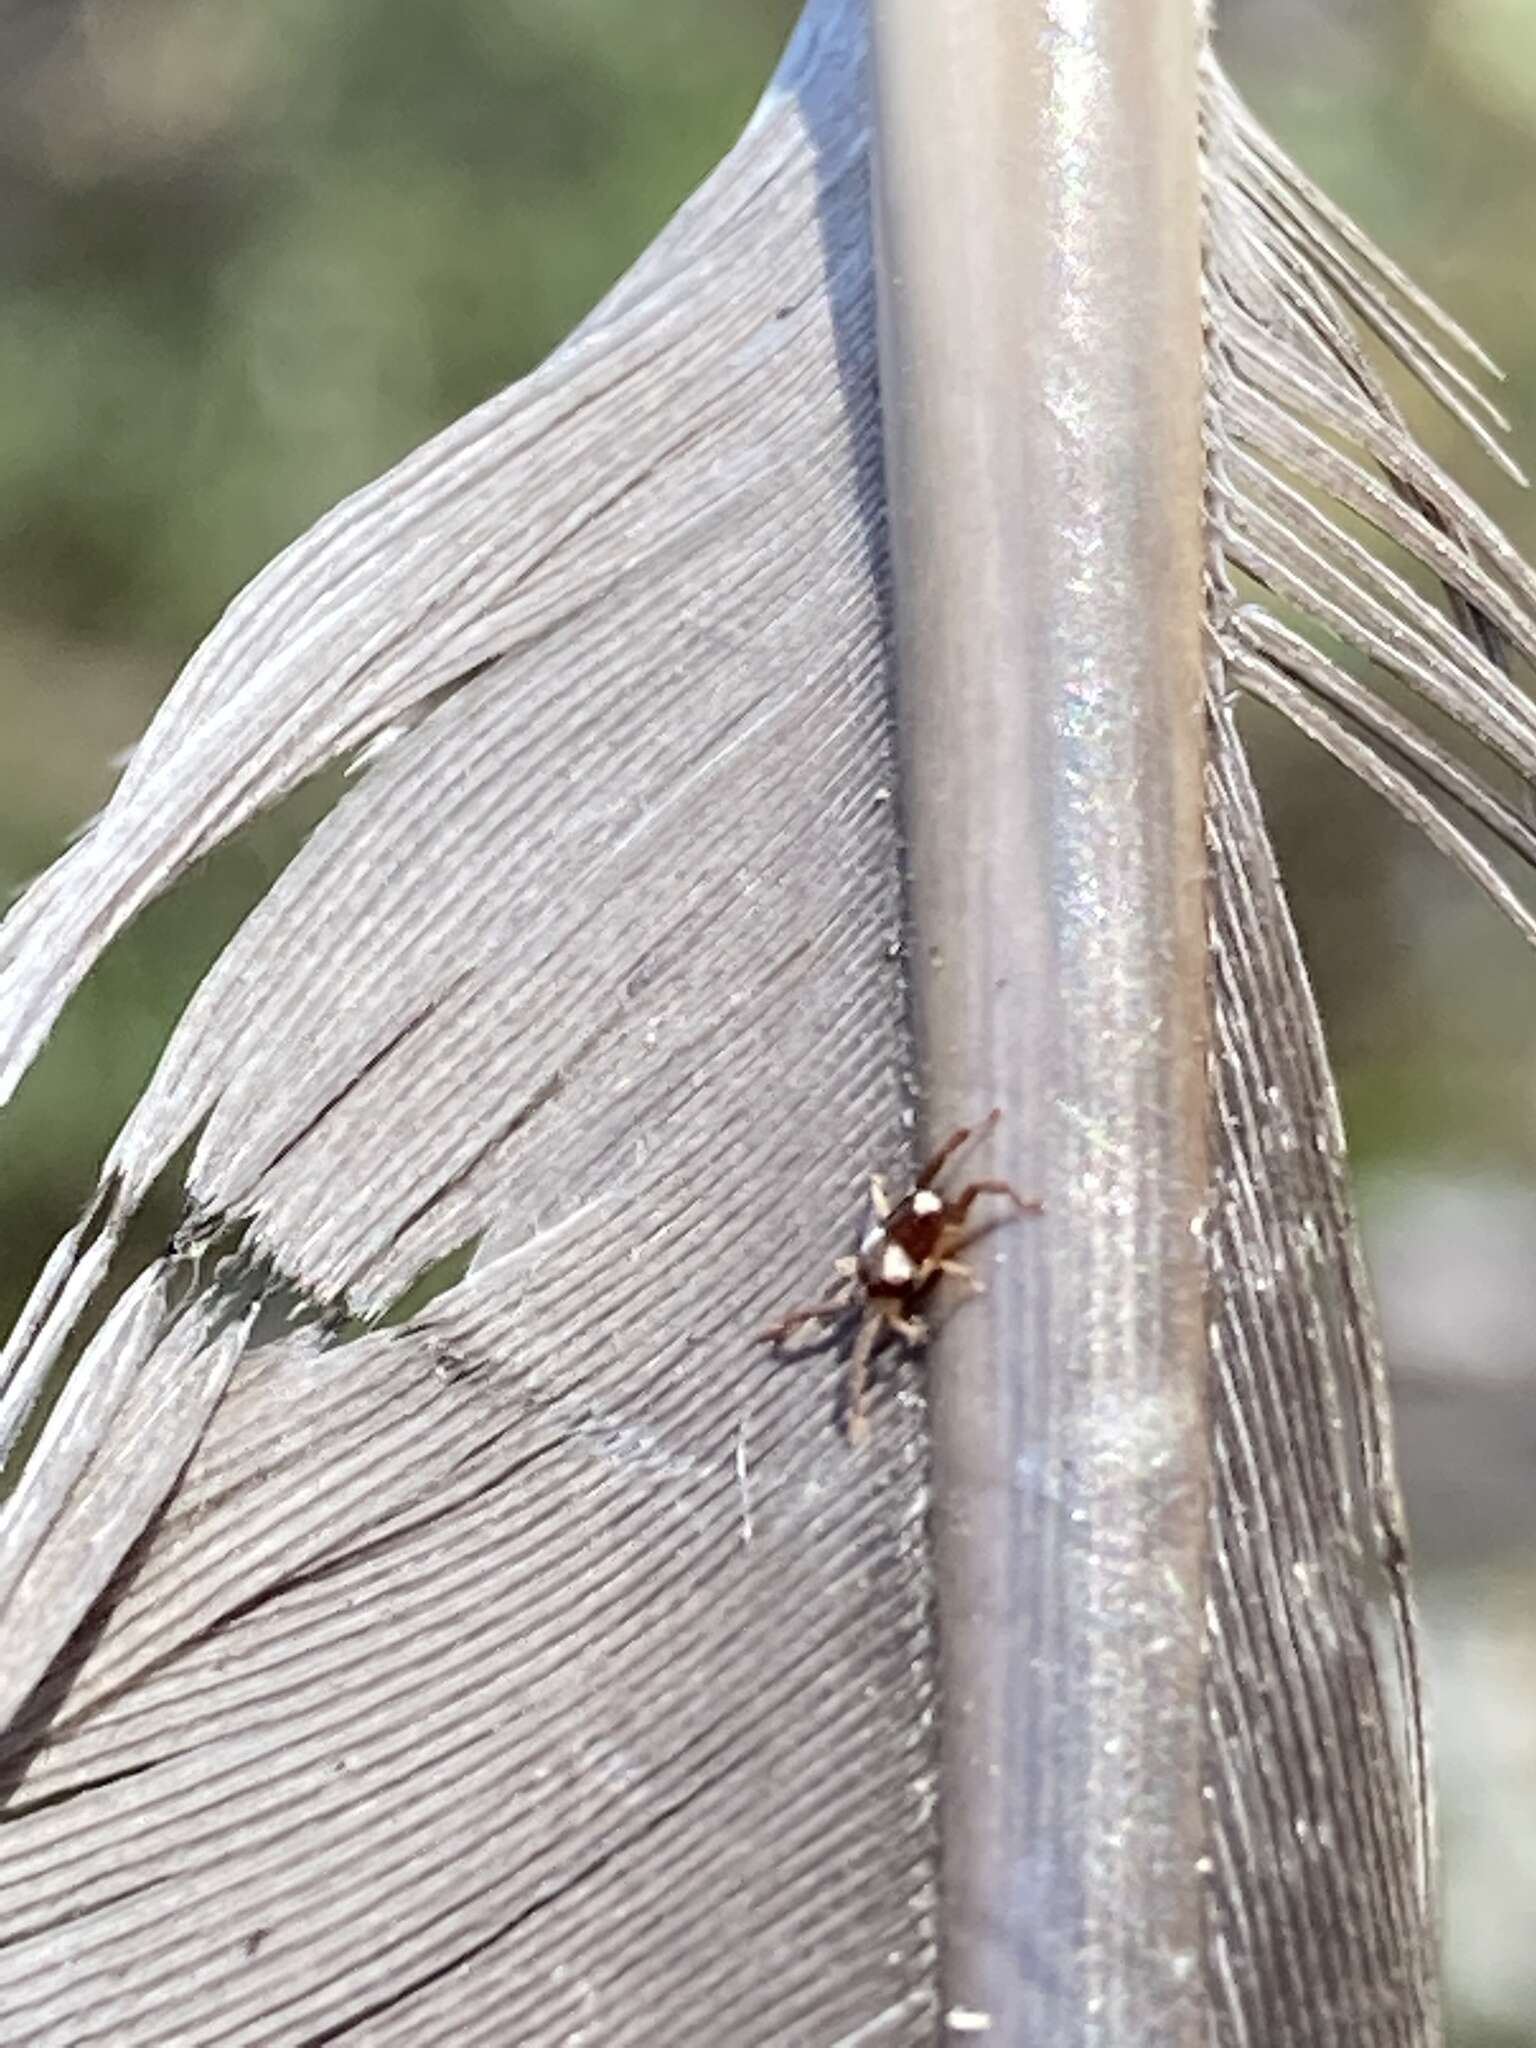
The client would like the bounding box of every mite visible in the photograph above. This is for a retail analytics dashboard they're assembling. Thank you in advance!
[758,1109,1040,1445]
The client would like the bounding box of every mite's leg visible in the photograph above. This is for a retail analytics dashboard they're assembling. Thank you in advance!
[913,1105,1004,1189]
[914,1122,978,1190]
[931,1189,1044,1281]
[867,1176,891,1220]
[937,1258,986,1294]
[757,1291,852,1345]
[948,1178,1044,1224]
[844,1311,885,1448]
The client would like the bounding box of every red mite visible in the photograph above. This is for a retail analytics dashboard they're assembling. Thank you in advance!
[757,1110,1041,1446]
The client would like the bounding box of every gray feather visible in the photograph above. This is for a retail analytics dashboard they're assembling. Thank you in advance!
[2,2,1529,2039]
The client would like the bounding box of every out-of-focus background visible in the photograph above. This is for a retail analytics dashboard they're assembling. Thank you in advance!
[0,1,1530,2038]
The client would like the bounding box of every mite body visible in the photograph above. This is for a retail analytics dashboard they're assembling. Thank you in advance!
[759,1110,1040,1445]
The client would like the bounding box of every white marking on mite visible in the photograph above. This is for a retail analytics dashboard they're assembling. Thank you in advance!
[880,1242,916,1284]
[910,1189,944,1215]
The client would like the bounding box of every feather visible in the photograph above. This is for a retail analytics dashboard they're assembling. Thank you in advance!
[2,1,1529,2038]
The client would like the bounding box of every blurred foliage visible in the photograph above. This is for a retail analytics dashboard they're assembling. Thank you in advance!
[0,3,1533,2038]
[0,0,797,647]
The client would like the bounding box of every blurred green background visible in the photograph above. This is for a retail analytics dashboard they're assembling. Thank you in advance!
[0,1,1532,2039]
